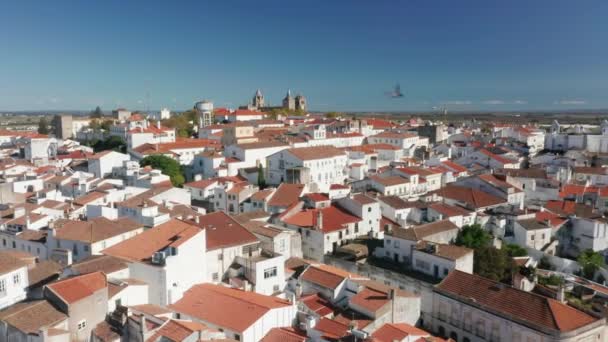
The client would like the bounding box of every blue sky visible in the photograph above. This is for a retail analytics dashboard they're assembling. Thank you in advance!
[1,1,607,112]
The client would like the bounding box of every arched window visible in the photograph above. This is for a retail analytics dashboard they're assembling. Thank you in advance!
[438,326,446,338]
[450,332,458,341]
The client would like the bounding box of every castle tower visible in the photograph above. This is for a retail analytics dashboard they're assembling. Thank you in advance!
[282,89,295,111]
[252,89,265,110]
[295,94,307,112]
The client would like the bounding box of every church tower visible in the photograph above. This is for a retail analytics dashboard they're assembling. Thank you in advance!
[282,89,295,111]
[252,89,265,110]
[295,94,307,112]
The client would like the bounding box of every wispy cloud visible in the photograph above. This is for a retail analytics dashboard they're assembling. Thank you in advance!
[443,100,472,105]
[482,100,505,105]
[513,100,528,105]
[555,99,587,105]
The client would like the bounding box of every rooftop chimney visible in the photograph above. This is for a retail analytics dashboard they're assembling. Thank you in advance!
[316,210,323,230]
[557,283,566,303]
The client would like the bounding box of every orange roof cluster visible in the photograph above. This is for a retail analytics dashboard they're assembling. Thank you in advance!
[186,211,258,250]
[145,319,209,342]
[52,217,142,243]
[102,219,201,263]
[363,118,394,129]
[261,327,307,342]
[282,205,361,233]
[436,270,600,332]
[170,283,291,333]
[559,184,608,198]
[478,149,516,165]
[286,146,345,161]
[434,185,505,209]
[371,323,430,342]
[267,183,306,207]
[46,271,107,304]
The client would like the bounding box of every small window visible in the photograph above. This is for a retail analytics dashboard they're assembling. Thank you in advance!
[77,320,87,331]
[13,274,20,285]
[264,267,277,279]
[212,273,219,281]
[218,253,223,261]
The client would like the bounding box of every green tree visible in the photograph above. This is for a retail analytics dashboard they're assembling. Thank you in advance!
[93,136,126,153]
[38,117,50,134]
[100,119,113,131]
[89,119,101,130]
[257,164,266,189]
[325,112,341,118]
[504,243,528,257]
[140,155,185,187]
[91,106,103,118]
[577,249,605,279]
[474,245,517,282]
[455,224,491,250]
[163,110,196,138]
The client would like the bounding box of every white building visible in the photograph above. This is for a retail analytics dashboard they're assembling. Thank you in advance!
[102,219,207,306]
[431,270,605,342]
[87,150,131,178]
[46,217,144,263]
[513,218,553,251]
[267,146,348,193]
[0,252,29,309]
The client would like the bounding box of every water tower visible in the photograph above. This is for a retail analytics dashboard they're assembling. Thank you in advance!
[195,100,214,128]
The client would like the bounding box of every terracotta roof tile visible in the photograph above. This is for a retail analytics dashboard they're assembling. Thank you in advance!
[286,146,345,161]
[436,270,600,332]
[46,271,107,304]
[186,211,258,250]
[0,300,67,334]
[261,327,307,342]
[268,183,305,207]
[169,283,291,333]
[102,219,201,263]
[371,323,429,342]
[52,217,142,243]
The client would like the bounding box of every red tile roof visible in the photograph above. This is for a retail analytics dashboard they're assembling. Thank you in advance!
[300,265,348,290]
[440,160,468,174]
[169,283,291,333]
[267,183,305,207]
[371,323,429,342]
[282,205,362,233]
[300,293,335,316]
[186,211,258,250]
[102,219,201,264]
[434,185,505,209]
[313,318,350,340]
[364,118,394,129]
[286,146,345,161]
[46,272,107,304]
[261,327,307,342]
[478,149,516,165]
[349,286,389,313]
[145,319,208,342]
[429,203,472,217]
[560,184,608,198]
[436,270,600,332]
